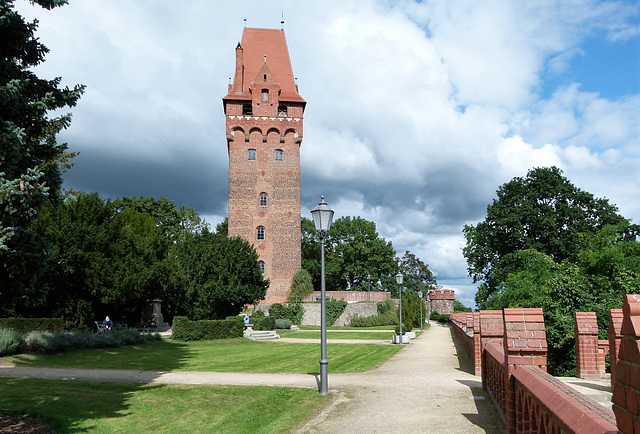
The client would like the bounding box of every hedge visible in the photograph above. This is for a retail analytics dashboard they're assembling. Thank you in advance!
[0,318,64,334]
[172,317,244,341]
[268,303,304,324]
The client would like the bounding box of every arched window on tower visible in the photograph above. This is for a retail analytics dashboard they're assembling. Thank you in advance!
[258,260,265,273]
[256,226,265,240]
[262,89,269,102]
[259,193,267,207]
[275,149,283,160]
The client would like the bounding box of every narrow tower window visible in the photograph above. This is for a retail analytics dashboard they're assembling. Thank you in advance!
[259,193,268,207]
[248,149,256,160]
[275,149,284,160]
[258,260,265,273]
[262,89,269,102]
[257,226,265,240]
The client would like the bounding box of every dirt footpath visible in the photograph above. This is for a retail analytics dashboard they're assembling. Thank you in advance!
[296,323,504,433]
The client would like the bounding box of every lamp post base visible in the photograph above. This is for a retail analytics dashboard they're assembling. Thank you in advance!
[319,359,328,395]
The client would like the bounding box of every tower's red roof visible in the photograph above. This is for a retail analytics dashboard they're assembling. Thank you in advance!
[224,28,305,103]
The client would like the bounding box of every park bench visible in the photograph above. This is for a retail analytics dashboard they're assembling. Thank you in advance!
[95,321,107,333]
[95,321,127,333]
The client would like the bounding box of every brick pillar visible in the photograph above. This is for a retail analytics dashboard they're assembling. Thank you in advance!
[612,294,640,433]
[503,308,547,434]
[575,312,604,379]
[609,308,624,388]
[473,312,481,376]
[479,310,504,378]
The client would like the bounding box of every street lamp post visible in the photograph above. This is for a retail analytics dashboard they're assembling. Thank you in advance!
[310,196,334,396]
[418,291,423,332]
[396,272,403,345]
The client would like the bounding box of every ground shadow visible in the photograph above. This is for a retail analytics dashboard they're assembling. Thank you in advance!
[0,336,193,432]
[448,325,476,375]
[457,380,506,433]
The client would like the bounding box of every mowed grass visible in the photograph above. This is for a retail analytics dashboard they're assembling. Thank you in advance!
[5,338,402,374]
[278,330,397,340]
[0,377,329,433]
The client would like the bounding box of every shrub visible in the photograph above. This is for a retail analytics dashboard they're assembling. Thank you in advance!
[394,321,413,335]
[0,318,64,334]
[437,314,451,323]
[288,269,314,303]
[255,316,276,331]
[268,303,304,324]
[249,310,265,324]
[172,317,244,341]
[430,311,441,321]
[350,310,398,327]
[326,299,348,326]
[377,300,394,315]
[0,329,26,356]
[274,319,291,329]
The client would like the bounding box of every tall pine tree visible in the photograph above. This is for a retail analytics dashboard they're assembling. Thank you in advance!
[0,0,84,315]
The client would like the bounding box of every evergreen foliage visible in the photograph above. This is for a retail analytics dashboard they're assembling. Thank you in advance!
[0,0,85,315]
[171,316,244,341]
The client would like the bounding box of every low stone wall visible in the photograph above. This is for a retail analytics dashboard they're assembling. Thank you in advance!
[301,302,379,327]
[301,291,390,303]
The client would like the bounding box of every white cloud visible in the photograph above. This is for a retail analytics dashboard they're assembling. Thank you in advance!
[13,0,639,307]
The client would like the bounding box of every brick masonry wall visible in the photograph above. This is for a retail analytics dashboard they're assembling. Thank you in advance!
[612,294,640,433]
[575,311,606,379]
[609,308,623,389]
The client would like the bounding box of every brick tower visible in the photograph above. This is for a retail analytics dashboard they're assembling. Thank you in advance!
[223,28,305,304]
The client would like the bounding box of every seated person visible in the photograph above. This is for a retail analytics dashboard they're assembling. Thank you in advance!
[103,315,113,330]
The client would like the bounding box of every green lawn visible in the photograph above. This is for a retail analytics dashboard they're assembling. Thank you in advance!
[279,330,398,340]
[5,338,402,374]
[0,377,328,433]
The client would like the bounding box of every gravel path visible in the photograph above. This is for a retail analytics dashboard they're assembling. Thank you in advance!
[0,324,504,433]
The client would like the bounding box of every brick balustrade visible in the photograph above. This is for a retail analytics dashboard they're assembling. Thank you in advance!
[451,301,640,433]
[512,366,617,433]
[612,294,640,433]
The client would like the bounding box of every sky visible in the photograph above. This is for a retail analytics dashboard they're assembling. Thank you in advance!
[15,0,640,308]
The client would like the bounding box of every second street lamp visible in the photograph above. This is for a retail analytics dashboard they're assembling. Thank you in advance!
[396,272,403,345]
[310,196,334,396]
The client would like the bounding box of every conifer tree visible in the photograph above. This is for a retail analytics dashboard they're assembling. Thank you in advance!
[0,0,84,315]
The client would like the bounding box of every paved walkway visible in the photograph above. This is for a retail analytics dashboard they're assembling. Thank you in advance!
[0,324,504,433]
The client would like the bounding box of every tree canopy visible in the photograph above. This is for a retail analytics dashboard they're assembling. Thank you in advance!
[324,216,397,291]
[464,167,638,375]
[0,0,85,313]
[24,192,267,327]
[464,166,625,306]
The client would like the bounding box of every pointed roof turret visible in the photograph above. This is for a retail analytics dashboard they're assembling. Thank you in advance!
[224,28,305,104]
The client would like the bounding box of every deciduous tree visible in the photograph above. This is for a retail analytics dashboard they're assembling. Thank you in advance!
[464,166,625,307]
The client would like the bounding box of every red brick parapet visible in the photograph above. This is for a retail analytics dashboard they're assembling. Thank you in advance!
[502,308,548,432]
[612,294,640,433]
[575,311,606,379]
[609,308,624,388]
[512,366,617,433]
